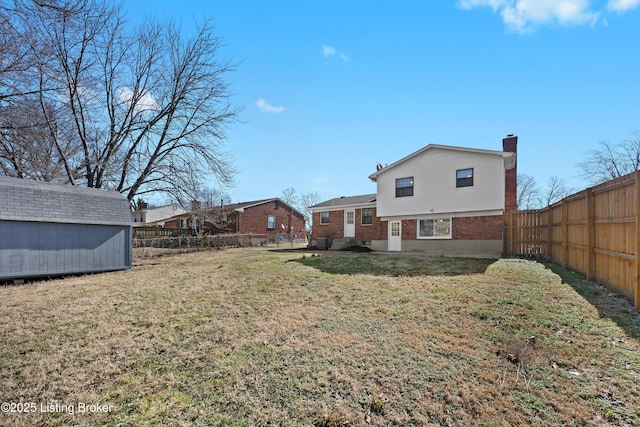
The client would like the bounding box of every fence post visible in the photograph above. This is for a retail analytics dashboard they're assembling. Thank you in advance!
[503,212,510,255]
[586,188,596,281]
[546,208,553,259]
[635,171,640,308]
[509,211,515,255]
[561,200,568,269]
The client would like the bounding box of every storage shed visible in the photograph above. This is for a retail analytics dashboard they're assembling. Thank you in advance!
[0,176,132,280]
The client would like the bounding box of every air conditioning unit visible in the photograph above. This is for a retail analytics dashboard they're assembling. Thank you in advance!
[316,237,331,250]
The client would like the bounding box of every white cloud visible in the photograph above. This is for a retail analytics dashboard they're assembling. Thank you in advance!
[458,0,505,10]
[322,45,349,62]
[118,87,160,113]
[608,0,640,12]
[255,98,285,113]
[458,0,600,33]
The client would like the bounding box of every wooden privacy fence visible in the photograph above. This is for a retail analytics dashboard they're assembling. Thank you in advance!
[505,171,640,308]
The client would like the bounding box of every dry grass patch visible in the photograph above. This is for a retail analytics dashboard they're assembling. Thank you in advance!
[1,249,639,426]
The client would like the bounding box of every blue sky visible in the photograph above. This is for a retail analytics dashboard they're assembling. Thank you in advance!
[126,0,640,204]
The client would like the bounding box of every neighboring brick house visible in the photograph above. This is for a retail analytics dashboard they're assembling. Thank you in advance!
[308,135,518,256]
[133,198,306,238]
[204,198,306,237]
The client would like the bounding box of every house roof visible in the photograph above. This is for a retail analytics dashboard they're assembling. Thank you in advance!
[226,198,277,211]
[0,175,132,226]
[143,204,189,224]
[368,144,516,181]
[308,193,377,210]
[225,198,306,218]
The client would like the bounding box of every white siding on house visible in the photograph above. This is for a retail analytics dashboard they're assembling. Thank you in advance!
[375,147,506,218]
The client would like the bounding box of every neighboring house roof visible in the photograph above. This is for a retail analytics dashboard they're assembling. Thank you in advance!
[142,204,189,224]
[226,198,277,212]
[224,198,306,218]
[368,144,516,181]
[308,193,377,210]
[0,175,131,226]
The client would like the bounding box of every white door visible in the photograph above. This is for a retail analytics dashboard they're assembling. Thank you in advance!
[388,221,401,251]
[344,209,355,237]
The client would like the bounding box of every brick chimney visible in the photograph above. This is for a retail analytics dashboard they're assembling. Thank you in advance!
[503,134,517,211]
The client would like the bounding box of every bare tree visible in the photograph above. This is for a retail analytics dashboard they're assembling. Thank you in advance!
[540,175,573,207]
[171,183,232,234]
[280,187,321,228]
[0,1,80,181]
[577,134,640,185]
[199,187,231,209]
[299,190,322,227]
[1,0,239,202]
[280,187,298,206]
[517,173,540,210]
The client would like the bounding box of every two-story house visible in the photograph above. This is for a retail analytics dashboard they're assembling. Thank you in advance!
[308,135,517,256]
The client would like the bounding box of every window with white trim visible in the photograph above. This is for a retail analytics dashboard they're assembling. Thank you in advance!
[361,208,373,225]
[418,218,451,239]
[456,168,474,188]
[320,211,330,224]
[268,215,276,229]
[395,177,414,197]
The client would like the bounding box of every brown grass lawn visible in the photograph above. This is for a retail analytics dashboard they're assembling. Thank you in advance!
[1,249,639,426]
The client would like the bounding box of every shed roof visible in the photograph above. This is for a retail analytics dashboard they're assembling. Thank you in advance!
[0,176,132,226]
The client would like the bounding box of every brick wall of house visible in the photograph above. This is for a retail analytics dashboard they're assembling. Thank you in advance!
[163,217,191,229]
[204,211,239,234]
[312,210,345,240]
[354,208,385,241]
[402,220,417,240]
[452,215,504,240]
[164,219,179,229]
[312,208,384,242]
[239,202,306,238]
[379,215,503,241]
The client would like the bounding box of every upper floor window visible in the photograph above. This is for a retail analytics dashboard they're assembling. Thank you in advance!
[456,168,474,188]
[395,177,414,197]
[361,208,373,225]
[268,215,276,229]
[320,211,330,224]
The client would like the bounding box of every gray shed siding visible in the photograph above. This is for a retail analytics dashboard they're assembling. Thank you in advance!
[0,176,132,280]
[0,221,131,279]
